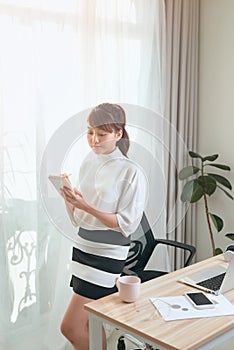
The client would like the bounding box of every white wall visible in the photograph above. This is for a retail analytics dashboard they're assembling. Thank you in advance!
[197,0,234,260]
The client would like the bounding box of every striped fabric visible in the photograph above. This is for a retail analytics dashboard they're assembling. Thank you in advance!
[70,227,131,299]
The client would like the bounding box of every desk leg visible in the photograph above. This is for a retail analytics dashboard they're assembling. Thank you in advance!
[88,313,103,350]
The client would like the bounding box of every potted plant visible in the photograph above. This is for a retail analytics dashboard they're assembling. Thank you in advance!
[179,151,234,256]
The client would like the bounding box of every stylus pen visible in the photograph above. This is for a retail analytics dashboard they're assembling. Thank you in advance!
[179,280,217,295]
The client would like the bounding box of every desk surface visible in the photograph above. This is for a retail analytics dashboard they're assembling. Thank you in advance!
[85,255,234,350]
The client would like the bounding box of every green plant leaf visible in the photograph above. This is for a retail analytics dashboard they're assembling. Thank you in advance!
[208,173,232,190]
[217,185,234,200]
[181,179,204,203]
[202,154,219,162]
[181,180,195,202]
[209,213,224,232]
[179,166,200,180]
[215,248,223,255]
[198,175,217,195]
[189,151,203,159]
[207,163,231,171]
[225,233,234,241]
[190,185,204,202]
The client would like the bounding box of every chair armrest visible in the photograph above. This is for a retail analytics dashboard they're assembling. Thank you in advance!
[154,238,196,267]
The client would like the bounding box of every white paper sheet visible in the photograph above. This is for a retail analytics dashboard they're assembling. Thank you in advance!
[150,294,234,321]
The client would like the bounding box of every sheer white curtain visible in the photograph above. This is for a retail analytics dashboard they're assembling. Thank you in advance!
[0,1,166,349]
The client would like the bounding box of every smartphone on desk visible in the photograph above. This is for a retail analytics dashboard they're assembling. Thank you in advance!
[184,291,215,309]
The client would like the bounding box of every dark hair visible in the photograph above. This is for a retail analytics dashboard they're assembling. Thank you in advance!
[87,103,130,157]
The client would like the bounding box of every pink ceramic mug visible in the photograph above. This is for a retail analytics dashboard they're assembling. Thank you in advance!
[116,275,141,303]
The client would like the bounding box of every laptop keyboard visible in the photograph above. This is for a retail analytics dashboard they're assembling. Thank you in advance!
[197,272,226,291]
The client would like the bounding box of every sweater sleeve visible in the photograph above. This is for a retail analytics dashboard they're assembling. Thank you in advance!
[116,167,147,237]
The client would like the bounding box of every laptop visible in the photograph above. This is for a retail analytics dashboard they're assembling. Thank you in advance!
[179,254,234,295]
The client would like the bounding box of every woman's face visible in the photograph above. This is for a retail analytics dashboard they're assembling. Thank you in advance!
[87,125,122,154]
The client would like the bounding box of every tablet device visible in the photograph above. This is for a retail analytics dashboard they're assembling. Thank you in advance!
[48,175,72,194]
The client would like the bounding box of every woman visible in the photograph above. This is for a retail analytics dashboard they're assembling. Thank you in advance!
[60,103,147,350]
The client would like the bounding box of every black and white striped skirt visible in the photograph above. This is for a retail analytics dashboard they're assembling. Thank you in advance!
[70,227,131,299]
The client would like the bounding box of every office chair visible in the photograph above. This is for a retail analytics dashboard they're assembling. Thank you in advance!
[122,212,196,282]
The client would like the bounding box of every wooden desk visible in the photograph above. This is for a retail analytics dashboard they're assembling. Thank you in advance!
[85,255,234,350]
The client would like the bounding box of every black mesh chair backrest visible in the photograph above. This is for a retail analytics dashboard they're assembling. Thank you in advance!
[124,212,156,273]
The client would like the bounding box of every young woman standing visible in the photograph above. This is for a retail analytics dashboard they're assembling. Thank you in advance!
[60,103,147,350]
